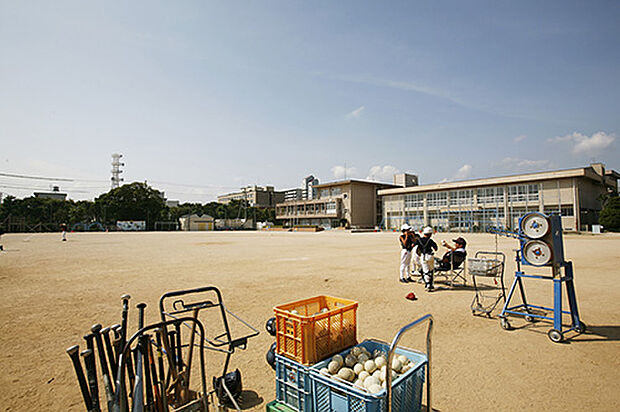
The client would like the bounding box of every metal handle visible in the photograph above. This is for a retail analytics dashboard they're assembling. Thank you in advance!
[385,314,433,412]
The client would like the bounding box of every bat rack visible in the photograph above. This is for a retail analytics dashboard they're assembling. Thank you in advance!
[159,286,260,410]
[498,249,586,343]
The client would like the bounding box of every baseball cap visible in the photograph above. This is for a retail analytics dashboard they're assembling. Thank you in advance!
[453,237,467,246]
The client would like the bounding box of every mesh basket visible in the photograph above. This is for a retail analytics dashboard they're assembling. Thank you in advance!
[275,296,358,365]
[468,258,502,276]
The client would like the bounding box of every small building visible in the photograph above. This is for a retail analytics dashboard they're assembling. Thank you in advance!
[217,185,284,208]
[179,214,215,231]
[276,179,401,229]
[34,186,67,201]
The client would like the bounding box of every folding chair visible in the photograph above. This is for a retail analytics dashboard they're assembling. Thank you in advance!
[433,251,467,287]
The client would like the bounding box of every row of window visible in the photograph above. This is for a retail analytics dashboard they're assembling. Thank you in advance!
[401,184,540,208]
[319,187,342,198]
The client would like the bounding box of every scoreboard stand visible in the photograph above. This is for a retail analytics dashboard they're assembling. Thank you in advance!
[496,212,586,343]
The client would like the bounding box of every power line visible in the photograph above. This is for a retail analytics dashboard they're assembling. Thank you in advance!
[0,172,74,182]
[0,184,90,193]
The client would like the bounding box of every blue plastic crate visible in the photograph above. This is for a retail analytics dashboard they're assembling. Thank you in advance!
[275,354,313,412]
[309,339,427,412]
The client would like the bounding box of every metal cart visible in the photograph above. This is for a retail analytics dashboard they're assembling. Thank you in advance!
[469,251,506,317]
[159,286,260,410]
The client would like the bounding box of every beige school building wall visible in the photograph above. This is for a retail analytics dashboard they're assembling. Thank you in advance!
[378,164,617,232]
[276,179,397,228]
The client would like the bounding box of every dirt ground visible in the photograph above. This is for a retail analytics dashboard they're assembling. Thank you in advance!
[0,230,618,411]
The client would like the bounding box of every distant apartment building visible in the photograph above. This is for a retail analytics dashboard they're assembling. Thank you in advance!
[379,163,619,232]
[276,174,415,228]
[217,185,284,208]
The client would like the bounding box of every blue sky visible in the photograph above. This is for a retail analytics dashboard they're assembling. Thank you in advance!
[1,1,618,202]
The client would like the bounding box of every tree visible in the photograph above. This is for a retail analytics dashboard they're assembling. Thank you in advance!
[599,196,620,232]
[94,182,167,230]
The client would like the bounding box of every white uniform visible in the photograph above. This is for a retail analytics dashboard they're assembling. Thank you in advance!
[411,245,422,275]
[400,249,412,281]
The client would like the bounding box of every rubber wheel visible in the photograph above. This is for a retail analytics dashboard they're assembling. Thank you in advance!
[575,322,587,334]
[525,315,535,323]
[500,318,512,330]
[548,329,564,343]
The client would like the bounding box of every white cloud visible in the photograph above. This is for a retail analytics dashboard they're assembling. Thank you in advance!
[346,105,365,118]
[499,157,552,171]
[367,165,400,181]
[331,165,358,179]
[454,164,473,180]
[514,135,527,143]
[441,164,473,182]
[548,131,615,155]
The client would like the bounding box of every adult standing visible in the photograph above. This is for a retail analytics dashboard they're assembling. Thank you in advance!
[416,226,438,291]
[398,224,414,283]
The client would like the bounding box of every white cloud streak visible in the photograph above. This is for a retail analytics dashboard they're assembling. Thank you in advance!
[499,157,552,171]
[347,105,365,118]
[441,164,473,182]
[514,135,527,143]
[367,165,400,181]
[548,131,615,155]
[331,165,358,179]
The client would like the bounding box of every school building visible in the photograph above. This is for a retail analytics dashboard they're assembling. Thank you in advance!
[217,185,284,208]
[276,177,410,228]
[378,163,618,232]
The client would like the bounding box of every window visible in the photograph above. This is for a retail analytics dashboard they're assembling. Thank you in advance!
[544,206,574,217]
[331,187,342,196]
[450,189,473,206]
[319,189,330,198]
[405,193,423,209]
[477,187,504,204]
[427,192,448,207]
[326,202,337,214]
[527,184,539,202]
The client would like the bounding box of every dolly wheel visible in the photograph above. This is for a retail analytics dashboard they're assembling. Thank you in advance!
[524,315,535,323]
[500,318,512,330]
[575,322,587,334]
[548,329,564,343]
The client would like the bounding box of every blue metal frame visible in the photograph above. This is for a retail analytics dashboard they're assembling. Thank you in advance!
[500,261,582,336]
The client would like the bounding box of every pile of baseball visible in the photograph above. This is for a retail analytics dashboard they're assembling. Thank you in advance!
[319,345,416,394]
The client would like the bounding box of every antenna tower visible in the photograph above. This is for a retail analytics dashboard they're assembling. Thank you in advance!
[111,153,124,189]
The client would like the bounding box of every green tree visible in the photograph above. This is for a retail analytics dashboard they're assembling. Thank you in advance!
[599,196,620,232]
[94,182,167,230]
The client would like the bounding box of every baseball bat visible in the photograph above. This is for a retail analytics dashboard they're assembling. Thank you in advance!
[120,294,131,354]
[182,308,200,403]
[154,330,168,410]
[84,333,95,352]
[160,325,180,406]
[132,303,147,412]
[111,327,122,368]
[92,324,115,412]
[168,330,177,370]
[142,334,154,412]
[147,338,163,412]
[81,349,101,412]
[67,345,93,411]
[102,327,118,382]
[174,322,183,371]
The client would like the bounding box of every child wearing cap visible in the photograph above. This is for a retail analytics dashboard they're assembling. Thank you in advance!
[398,224,415,283]
[416,226,438,291]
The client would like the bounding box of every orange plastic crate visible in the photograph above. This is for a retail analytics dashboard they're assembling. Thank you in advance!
[274,295,358,365]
